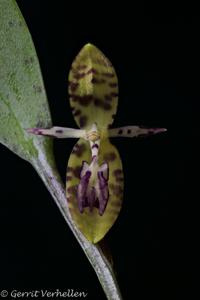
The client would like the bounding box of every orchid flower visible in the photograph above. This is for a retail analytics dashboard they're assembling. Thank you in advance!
[27,44,166,243]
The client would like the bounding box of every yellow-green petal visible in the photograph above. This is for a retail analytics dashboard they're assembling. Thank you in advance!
[66,138,123,243]
[68,44,118,130]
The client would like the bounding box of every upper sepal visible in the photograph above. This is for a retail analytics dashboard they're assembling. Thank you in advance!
[68,44,118,130]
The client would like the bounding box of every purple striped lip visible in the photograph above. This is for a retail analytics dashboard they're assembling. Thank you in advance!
[77,160,109,216]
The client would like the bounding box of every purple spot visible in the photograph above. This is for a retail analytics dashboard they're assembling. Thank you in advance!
[94,98,101,107]
[103,103,112,110]
[113,169,123,176]
[87,68,98,74]
[77,65,87,70]
[67,185,77,195]
[73,109,81,116]
[102,72,115,78]
[105,94,112,101]
[70,94,93,106]
[113,169,123,182]
[79,116,88,127]
[69,81,79,92]
[118,129,123,134]
[72,143,86,157]
[69,94,78,102]
[110,92,118,97]
[79,95,93,106]
[74,72,86,80]
[103,152,116,162]
[110,184,123,196]
[109,83,118,88]
[91,77,106,84]
[92,144,99,149]
[73,166,82,178]
[55,129,63,133]
[67,166,73,173]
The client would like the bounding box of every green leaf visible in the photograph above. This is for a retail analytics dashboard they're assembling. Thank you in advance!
[0,0,52,163]
[0,1,123,299]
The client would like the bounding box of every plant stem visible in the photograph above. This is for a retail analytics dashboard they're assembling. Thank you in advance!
[32,149,123,300]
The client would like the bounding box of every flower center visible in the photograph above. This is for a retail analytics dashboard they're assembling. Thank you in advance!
[85,123,100,142]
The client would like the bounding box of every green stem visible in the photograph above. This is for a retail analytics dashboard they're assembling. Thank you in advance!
[32,149,123,300]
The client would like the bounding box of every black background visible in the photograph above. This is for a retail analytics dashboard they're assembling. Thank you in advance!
[0,1,199,299]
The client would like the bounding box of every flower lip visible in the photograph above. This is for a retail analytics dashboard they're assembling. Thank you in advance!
[77,158,109,215]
